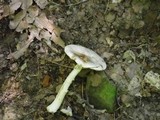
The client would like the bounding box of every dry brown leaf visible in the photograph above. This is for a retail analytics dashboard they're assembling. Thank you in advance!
[39,30,59,52]
[9,10,26,29]
[28,5,39,17]
[34,13,65,47]
[51,31,65,48]
[21,0,33,10]
[7,27,40,59]
[8,38,33,59]
[25,6,39,23]
[16,19,29,32]
[5,0,65,59]
[28,27,41,40]
[0,5,10,20]
[9,0,33,14]
[9,0,22,14]
[40,29,52,40]
[41,75,51,88]
[34,13,54,32]
[34,0,48,9]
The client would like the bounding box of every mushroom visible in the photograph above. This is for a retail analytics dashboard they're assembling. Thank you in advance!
[47,44,107,113]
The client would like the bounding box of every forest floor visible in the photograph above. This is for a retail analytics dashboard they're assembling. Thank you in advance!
[0,0,160,120]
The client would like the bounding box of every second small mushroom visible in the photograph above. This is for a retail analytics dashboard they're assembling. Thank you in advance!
[47,44,107,113]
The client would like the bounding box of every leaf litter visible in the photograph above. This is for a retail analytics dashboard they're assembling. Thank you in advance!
[1,0,64,59]
[0,0,160,119]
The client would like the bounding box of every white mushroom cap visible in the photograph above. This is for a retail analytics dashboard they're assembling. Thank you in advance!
[65,44,107,71]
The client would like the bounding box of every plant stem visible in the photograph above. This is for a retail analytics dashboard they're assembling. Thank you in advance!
[47,64,83,113]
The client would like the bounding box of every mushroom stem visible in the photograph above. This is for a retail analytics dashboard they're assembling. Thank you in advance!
[47,64,83,113]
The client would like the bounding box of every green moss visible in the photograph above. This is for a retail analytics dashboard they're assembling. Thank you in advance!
[86,71,117,113]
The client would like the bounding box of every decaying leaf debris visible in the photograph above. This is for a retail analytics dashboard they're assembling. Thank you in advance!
[1,0,65,59]
[1,0,160,120]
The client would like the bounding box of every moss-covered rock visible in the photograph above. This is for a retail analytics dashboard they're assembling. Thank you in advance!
[86,71,117,113]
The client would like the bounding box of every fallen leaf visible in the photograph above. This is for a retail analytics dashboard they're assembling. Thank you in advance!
[7,38,33,59]
[26,5,39,23]
[0,5,10,20]
[123,50,136,62]
[16,19,28,32]
[34,13,65,47]
[40,29,52,40]
[21,0,33,10]
[34,13,54,32]
[42,75,51,87]
[127,75,142,97]
[144,71,160,90]
[34,0,48,9]
[51,31,65,48]
[7,27,40,59]
[9,10,26,29]
[9,0,22,14]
